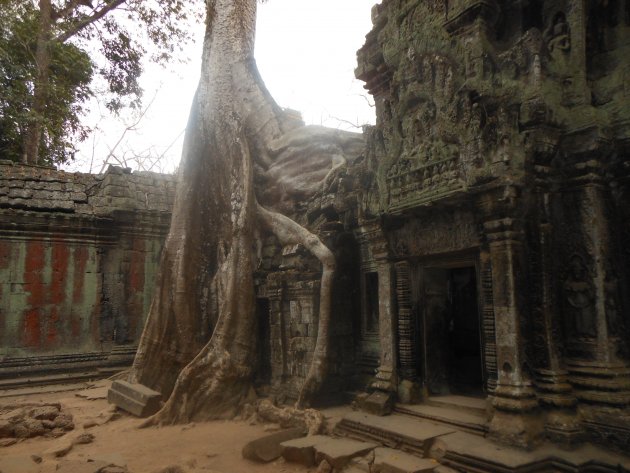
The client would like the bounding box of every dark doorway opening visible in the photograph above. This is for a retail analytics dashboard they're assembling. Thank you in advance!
[423,266,483,396]
[364,272,379,333]
[254,298,271,386]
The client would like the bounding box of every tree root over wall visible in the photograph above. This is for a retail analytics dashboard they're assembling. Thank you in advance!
[129,0,363,425]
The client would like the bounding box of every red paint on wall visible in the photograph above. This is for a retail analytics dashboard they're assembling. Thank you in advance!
[73,247,88,303]
[71,246,88,338]
[46,242,70,347]
[22,241,45,348]
[128,239,146,339]
[0,241,10,270]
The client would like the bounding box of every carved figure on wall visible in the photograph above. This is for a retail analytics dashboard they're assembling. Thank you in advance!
[463,102,484,169]
[494,106,513,163]
[604,259,621,335]
[564,255,596,338]
[544,12,571,54]
[288,333,307,377]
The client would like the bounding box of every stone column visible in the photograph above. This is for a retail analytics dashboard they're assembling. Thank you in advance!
[355,221,397,414]
[395,261,415,380]
[566,0,591,105]
[266,283,286,385]
[485,218,543,448]
[534,218,583,446]
[371,261,397,393]
[566,181,630,408]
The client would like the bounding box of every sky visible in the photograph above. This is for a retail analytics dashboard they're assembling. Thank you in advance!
[63,0,376,174]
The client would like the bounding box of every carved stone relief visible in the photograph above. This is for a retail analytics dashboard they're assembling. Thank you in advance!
[388,209,478,258]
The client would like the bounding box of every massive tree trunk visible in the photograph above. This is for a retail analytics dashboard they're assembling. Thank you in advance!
[130,0,359,423]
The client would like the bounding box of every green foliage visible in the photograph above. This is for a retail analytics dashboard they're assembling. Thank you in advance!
[0,3,92,164]
[0,0,202,165]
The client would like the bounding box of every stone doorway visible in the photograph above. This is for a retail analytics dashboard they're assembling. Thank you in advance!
[421,265,484,397]
[254,297,272,387]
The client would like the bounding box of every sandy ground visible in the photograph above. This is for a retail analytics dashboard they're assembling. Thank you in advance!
[0,379,325,473]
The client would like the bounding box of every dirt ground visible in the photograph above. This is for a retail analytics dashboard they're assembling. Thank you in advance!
[0,379,325,473]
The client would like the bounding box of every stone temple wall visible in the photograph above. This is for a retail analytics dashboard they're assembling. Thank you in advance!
[0,161,175,382]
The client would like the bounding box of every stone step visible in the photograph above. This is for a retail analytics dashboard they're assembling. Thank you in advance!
[334,411,455,457]
[107,380,161,417]
[373,447,439,473]
[0,371,101,390]
[334,412,629,473]
[394,404,488,436]
[280,435,377,470]
[424,395,487,417]
[242,427,305,462]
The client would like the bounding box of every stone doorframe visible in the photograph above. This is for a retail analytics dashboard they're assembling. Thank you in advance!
[393,252,494,402]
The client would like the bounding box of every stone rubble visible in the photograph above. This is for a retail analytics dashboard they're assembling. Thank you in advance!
[0,403,74,443]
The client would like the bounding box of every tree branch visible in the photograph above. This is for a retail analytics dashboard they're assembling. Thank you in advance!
[52,0,82,21]
[54,0,127,43]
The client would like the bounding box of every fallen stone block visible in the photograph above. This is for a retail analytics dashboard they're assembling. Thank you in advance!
[73,432,95,445]
[372,447,438,473]
[43,438,74,458]
[314,438,377,471]
[281,435,332,467]
[107,380,162,417]
[346,450,374,472]
[362,391,395,416]
[242,427,305,462]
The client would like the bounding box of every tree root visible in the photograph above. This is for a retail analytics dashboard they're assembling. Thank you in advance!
[256,399,325,435]
[257,204,335,408]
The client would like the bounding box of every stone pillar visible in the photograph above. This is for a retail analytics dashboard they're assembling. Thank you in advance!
[371,261,397,394]
[565,181,630,408]
[395,261,415,381]
[485,218,543,448]
[534,219,583,446]
[479,251,498,394]
[355,222,397,414]
[266,283,287,385]
[566,0,591,105]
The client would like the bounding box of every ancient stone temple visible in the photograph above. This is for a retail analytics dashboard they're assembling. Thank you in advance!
[346,0,630,450]
[0,163,175,383]
[2,0,630,460]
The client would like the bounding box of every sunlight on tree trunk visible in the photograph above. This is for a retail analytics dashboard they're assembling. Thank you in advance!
[130,0,362,424]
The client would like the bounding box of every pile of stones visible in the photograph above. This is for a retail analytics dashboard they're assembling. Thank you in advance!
[0,402,74,446]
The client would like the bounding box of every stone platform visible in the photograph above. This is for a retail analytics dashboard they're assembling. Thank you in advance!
[332,410,630,473]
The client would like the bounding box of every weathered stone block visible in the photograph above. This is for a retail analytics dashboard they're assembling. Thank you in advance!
[107,380,162,417]
[362,391,395,416]
[398,380,422,404]
[281,435,331,466]
[242,427,305,462]
[314,438,377,470]
[372,447,438,473]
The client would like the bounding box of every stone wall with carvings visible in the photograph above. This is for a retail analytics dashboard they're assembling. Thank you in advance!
[351,0,630,451]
